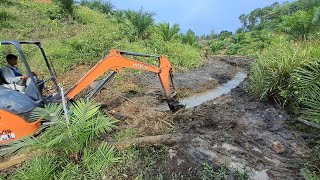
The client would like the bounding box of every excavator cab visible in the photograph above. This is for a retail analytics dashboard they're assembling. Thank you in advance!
[0,41,60,104]
[0,40,184,145]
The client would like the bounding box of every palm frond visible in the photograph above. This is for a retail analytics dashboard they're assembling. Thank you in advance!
[293,60,320,123]
[0,136,40,157]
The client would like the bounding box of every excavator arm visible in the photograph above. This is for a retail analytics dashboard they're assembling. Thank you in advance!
[66,49,184,111]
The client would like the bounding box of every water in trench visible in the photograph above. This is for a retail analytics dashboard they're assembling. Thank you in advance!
[156,70,248,111]
[180,70,248,109]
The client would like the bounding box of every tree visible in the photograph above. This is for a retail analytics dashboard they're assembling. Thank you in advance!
[239,14,248,31]
[279,10,315,39]
[158,22,180,42]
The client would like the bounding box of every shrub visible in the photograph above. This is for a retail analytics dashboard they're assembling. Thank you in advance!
[293,60,320,123]
[163,42,202,69]
[0,10,15,29]
[80,0,114,15]
[248,41,311,100]
[75,6,106,24]
[209,41,225,54]
[53,0,75,19]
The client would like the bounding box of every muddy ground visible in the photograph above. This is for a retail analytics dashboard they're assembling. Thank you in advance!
[86,56,241,135]
[157,84,309,179]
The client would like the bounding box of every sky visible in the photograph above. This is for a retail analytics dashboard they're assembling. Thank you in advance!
[108,0,295,35]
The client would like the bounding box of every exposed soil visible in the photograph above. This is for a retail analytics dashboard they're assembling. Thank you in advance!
[157,83,309,179]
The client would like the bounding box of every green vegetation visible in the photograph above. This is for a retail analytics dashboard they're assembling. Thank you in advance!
[80,0,114,14]
[201,162,253,180]
[202,0,320,55]
[2,100,119,179]
[0,0,201,72]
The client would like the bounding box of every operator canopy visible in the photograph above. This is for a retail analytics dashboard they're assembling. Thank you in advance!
[0,86,37,114]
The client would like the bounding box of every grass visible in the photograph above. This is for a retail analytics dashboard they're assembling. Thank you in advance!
[201,162,253,180]
[107,145,168,179]
[113,128,139,141]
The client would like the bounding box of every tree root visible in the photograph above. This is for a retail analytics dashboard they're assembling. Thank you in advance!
[112,134,180,150]
[297,119,320,130]
[0,151,39,171]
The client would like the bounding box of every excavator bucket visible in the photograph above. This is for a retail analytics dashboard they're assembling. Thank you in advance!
[167,99,186,112]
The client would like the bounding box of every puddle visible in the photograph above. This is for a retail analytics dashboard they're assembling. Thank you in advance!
[253,170,269,180]
[181,70,247,109]
[222,143,242,152]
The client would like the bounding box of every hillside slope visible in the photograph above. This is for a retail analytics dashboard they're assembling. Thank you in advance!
[1,0,201,72]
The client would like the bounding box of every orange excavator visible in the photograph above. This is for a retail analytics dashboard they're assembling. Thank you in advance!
[0,40,184,145]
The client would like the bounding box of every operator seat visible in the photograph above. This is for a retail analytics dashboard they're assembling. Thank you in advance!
[0,68,26,93]
[0,68,7,85]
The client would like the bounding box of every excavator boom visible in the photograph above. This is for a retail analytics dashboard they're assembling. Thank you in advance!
[66,49,184,111]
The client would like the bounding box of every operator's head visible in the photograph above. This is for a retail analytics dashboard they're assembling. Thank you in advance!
[6,54,18,66]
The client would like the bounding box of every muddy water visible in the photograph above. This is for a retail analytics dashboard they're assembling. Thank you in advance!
[181,70,247,109]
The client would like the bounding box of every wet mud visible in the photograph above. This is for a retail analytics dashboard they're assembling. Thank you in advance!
[163,84,309,179]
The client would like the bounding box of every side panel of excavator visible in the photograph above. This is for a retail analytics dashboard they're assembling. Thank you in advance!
[0,110,41,145]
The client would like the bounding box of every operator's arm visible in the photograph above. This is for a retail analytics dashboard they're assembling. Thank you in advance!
[2,66,21,84]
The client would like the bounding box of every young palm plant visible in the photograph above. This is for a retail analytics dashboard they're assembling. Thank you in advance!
[124,8,155,40]
[293,60,320,124]
[80,0,114,14]
[2,100,120,179]
[158,22,180,42]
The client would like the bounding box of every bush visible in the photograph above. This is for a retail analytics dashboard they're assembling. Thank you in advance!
[0,10,15,29]
[80,0,114,15]
[209,40,224,54]
[181,29,198,47]
[162,42,201,69]
[53,0,75,19]
[157,22,181,42]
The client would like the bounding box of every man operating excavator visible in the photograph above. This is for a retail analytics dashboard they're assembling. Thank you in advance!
[1,54,44,100]
[2,54,29,85]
